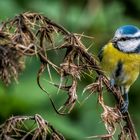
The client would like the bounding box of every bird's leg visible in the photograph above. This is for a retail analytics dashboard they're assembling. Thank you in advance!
[110,78,115,87]
[120,86,129,113]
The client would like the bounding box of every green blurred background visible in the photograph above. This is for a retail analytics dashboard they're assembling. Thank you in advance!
[0,0,140,139]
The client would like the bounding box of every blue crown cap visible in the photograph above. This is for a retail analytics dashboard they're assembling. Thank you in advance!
[116,25,139,35]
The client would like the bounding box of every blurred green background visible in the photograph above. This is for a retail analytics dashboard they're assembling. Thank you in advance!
[0,0,140,139]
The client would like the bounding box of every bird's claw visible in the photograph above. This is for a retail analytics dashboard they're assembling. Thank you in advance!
[120,101,129,114]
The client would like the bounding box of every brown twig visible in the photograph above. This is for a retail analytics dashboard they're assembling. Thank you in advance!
[0,12,138,139]
[0,114,65,140]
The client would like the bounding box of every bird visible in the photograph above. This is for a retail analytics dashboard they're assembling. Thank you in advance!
[98,25,140,113]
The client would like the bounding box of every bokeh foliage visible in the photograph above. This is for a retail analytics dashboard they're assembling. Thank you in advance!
[0,0,140,139]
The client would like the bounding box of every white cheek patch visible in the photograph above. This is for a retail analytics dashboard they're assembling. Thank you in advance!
[117,39,140,52]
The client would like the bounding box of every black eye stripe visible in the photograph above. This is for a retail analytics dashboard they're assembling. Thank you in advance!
[119,37,127,41]
[118,36,140,41]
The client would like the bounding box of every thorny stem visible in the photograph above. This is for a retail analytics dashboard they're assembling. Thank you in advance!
[0,12,138,140]
[37,63,69,115]
[0,114,65,140]
[74,41,138,140]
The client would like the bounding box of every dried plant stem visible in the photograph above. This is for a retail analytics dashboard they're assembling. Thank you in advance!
[75,42,138,140]
[77,45,138,139]
[0,114,65,140]
[0,12,138,139]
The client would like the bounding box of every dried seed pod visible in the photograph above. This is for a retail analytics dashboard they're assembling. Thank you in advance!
[0,33,24,85]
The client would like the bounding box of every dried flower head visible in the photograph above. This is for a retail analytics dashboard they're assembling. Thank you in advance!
[0,114,65,140]
[0,12,138,139]
[0,32,24,85]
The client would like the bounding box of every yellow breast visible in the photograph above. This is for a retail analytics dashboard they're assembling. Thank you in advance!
[101,42,140,87]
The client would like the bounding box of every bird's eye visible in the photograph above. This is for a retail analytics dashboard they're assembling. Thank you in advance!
[120,37,127,41]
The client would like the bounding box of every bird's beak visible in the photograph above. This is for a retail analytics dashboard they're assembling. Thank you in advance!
[111,37,117,44]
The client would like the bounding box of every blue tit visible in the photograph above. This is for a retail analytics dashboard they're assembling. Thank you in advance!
[98,25,140,113]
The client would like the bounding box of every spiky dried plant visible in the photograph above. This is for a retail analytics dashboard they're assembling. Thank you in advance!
[0,32,24,85]
[0,12,138,140]
[0,114,65,140]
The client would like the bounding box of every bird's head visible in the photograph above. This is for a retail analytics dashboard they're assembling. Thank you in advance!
[112,25,140,53]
